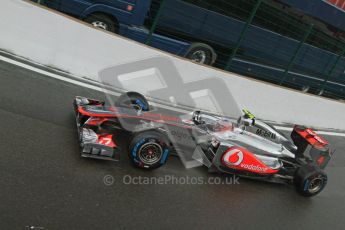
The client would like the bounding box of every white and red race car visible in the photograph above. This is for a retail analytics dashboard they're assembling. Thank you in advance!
[74,92,333,197]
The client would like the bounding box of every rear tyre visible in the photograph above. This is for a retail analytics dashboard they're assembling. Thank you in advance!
[84,13,118,33]
[185,43,215,65]
[116,92,150,112]
[128,131,170,170]
[294,164,327,197]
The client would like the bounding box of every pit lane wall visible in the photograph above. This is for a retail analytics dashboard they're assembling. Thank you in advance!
[1,0,345,130]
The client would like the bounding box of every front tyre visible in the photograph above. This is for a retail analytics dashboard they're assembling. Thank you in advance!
[129,131,170,170]
[294,164,327,197]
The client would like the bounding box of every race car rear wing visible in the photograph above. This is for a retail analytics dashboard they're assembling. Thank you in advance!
[291,125,334,169]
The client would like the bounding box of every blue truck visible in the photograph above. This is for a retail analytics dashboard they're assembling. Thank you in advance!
[35,0,217,65]
[35,0,345,99]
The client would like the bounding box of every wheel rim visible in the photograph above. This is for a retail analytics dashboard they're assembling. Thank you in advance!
[308,177,324,193]
[91,21,108,30]
[191,50,207,63]
[138,142,163,165]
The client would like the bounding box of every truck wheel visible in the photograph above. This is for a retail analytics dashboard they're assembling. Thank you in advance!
[85,13,118,33]
[129,131,170,170]
[294,164,327,197]
[185,43,216,65]
[116,92,150,112]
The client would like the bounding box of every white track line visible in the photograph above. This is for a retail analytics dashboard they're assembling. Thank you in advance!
[309,130,345,137]
[273,126,345,137]
[0,54,190,115]
[1,54,345,138]
[0,55,120,96]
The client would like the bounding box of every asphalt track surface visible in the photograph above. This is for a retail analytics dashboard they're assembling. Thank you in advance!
[1,59,345,230]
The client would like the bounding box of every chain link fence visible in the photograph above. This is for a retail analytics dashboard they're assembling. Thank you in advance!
[147,0,345,100]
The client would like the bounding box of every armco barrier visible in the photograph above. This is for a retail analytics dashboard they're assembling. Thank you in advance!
[1,0,345,130]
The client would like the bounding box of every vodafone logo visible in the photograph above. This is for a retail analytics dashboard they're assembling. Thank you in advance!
[222,148,244,166]
[222,148,269,172]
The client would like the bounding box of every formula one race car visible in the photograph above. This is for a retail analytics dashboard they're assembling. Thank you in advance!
[73,92,334,197]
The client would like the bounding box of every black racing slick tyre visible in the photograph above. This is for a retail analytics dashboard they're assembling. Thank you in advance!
[84,13,118,33]
[294,164,327,197]
[116,92,150,112]
[128,131,170,170]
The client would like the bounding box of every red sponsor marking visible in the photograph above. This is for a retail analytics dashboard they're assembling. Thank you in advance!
[222,147,278,174]
[108,106,117,112]
[336,0,345,8]
[97,134,116,148]
[294,126,328,149]
[86,117,109,125]
[327,0,345,10]
[78,106,192,129]
[317,155,325,166]
[78,106,117,117]
[143,112,181,122]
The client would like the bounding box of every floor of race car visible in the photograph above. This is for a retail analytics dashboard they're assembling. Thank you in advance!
[0,60,344,230]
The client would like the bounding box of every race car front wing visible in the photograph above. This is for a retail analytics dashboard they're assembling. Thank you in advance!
[74,97,121,161]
